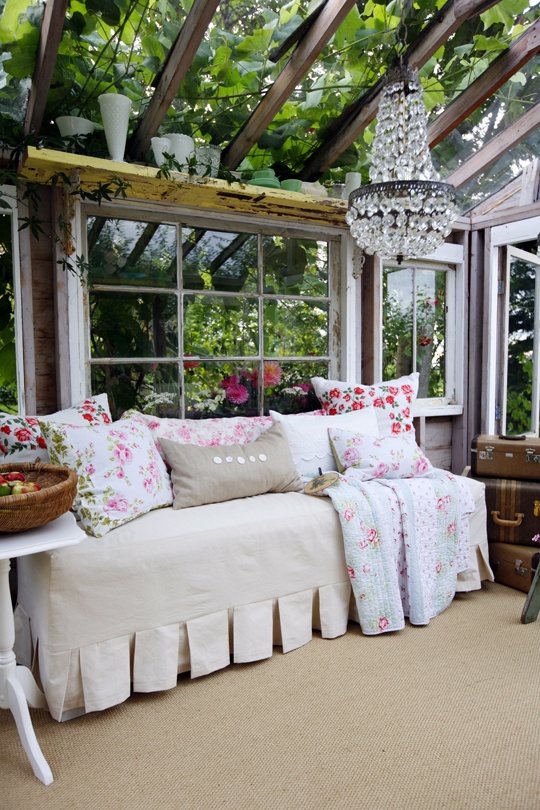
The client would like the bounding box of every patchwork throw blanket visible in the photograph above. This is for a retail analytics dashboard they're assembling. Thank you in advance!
[324,469,475,635]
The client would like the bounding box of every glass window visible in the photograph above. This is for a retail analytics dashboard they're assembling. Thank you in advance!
[86,217,332,418]
[383,263,449,400]
[503,244,540,435]
[0,204,18,412]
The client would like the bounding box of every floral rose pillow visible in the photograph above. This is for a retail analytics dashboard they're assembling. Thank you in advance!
[311,373,419,437]
[39,417,173,538]
[328,427,434,480]
[120,410,273,460]
[0,393,112,464]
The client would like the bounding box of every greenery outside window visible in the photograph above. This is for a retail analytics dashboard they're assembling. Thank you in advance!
[86,216,332,419]
[502,243,540,436]
[382,260,459,408]
[0,188,20,413]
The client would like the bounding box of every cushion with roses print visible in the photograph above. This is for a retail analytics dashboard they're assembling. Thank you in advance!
[0,393,112,464]
[311,373,419,438]
[39,417,172,537]
[328,427,434,479]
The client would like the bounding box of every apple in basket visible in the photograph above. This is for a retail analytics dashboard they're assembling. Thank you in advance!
[10,482,41,495]
[0,471,41,496]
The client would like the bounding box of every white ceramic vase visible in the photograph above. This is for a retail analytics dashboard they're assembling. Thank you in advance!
[98,93,131,162]
[151,136,171,167]
[167,134,195,170]
[56,116,96,137]
[195,145,221,177]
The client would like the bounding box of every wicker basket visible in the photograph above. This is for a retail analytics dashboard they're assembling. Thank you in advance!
[0,462,78,533]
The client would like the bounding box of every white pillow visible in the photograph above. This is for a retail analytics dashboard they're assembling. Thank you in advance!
[328,427,434,479]
[39,417,173,537]
[311,373,419,438]
[269,408,379,476]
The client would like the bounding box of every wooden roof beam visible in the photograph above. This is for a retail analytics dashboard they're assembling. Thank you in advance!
[126,0,220,163]
[221,0,358,171]
[428,18,540,146]
[444,100,540,188]
[23,0,69,137]
[299,0,503,179]
[268,0,328,63]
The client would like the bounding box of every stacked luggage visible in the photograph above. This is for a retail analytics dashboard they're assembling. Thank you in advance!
[470,435,540,593]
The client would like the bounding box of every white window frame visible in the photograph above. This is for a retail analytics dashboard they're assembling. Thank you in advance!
[487,215,540,434]
[377,242,465,417]
[63,199,347,410]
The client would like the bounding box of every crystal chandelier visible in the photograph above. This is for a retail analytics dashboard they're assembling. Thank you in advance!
[346,62,458,264]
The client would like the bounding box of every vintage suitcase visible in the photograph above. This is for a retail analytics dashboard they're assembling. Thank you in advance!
[471,475,540,545]
[471,434,540,480]
[489,542,540,593]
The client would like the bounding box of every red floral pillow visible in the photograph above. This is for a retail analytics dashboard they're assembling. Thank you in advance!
[0,394,112,464]
[310,373,419,437]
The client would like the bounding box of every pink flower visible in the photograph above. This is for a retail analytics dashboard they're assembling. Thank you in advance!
[82,403,96,413]
[14,427,33,442]
[354,387,364,395]
[347,564,355,579]
[25,417,39,426]
[373,463,390,478]
[82,413,94,422]
[85,463,95,475]
[143,478,155,492]
[351,401,363,410]
[343,393,351,402]
[379,617,389,631]
[343,448,361,466]
[367,528,379,545]
[329,387,341,399]
[263,362,282,387]
[385,395,395,405]
[343,507,354,521]
[373,397,384,408]
[363,563,370,574]
[220,375,239,389]
[102,414,111,424]
[107,495,129,512]
[436,561,442,574]
[391,421,402,435]
[114,443,133,465]
[388,386,398,395]
[0,425,10,434]
[402,384,414,395]
[415,457,429,474]
[225,384,249,405]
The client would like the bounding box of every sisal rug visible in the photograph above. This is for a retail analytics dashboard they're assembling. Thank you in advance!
[2,581,540,810]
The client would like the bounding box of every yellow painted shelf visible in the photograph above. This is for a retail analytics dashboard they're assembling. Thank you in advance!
[21,147,348,229]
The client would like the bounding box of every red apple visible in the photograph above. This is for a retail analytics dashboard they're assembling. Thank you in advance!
[6,471,25,482]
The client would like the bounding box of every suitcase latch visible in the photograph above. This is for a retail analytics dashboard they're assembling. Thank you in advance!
[525,448,540,464]
[479,445,494,461]
[534,500,540,517]
[514,559,529,576]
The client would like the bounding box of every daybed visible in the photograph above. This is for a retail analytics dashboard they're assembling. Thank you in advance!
[8,377,493,722]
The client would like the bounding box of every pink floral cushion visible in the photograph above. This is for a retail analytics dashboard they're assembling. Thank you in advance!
[311,373,419,437]
[39,417,173,538]
[328,427,434,479]
[0,394,112,464]
[120,410,273,460]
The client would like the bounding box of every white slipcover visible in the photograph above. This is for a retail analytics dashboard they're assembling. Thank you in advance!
[14,479,492,722]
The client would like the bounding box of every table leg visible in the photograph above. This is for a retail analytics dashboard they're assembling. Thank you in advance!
[0,557,53,785]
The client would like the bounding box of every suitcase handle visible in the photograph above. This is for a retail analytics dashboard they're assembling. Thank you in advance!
[491,510,525,527]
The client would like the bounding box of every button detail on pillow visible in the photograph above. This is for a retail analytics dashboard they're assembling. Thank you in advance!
[160,422,303,509]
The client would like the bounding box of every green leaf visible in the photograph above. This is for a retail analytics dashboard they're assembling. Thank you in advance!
[86,0,121,27]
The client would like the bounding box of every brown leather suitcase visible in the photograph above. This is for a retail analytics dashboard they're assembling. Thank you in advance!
[471,434,540,480]
[471,475,540,545]
[489,542,540,593]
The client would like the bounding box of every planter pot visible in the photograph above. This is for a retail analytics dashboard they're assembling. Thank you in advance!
[167,134,195,170]
[98,93,131,162]
[56,116,96,138]
[195,145,221,178]
[151,136,171,167]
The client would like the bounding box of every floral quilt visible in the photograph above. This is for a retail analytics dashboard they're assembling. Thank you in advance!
[324,469,475,634]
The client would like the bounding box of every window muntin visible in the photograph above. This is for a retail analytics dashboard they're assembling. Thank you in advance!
[86,216,331,418]
[382,262,453,403]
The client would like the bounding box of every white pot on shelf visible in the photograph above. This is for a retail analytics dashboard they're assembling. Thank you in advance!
[56,116,96,137]
[167,134,195,170]
[98,93,131,162]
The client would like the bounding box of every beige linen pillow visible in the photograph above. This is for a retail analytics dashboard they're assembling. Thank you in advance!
[160,422,303,509]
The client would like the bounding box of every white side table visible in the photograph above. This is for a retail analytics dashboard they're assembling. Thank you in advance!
[0,511,85,785]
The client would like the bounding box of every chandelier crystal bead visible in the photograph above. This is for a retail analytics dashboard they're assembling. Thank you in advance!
[346,63,458,264]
